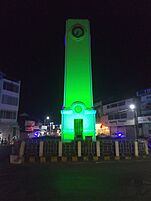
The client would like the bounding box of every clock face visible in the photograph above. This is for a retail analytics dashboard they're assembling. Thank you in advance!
[72,26,84,38]
[74,105,83,113]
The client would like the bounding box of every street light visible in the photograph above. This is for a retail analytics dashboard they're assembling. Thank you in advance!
[44,116,51,135]
[44,116,50,126]
[46,116,50,120]
[129,104,138,139]
[129,104,136,110]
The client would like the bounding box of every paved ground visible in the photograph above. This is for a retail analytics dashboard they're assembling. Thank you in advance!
[0,159,151,201]
[0,145,11,161]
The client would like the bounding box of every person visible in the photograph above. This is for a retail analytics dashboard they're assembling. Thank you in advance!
[4,138,7,145]
[8,134,10,144]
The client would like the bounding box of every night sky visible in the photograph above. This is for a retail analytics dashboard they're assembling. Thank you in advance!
[0,1,151,123]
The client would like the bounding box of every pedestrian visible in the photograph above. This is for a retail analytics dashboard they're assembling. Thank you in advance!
[8,134,10,144]
[4,138,7,145]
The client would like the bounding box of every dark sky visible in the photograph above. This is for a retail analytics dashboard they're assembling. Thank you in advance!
[0,1,151,123]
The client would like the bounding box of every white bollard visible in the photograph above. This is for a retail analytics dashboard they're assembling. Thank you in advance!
[58,141,62,157]
[115,141,119,157]
[19,141,25,157]
[144,140,149,155]
[96,141,100,157]
[39,141,44,157]
[78,141,81,157]
[134,141,139,157]
[10,155,22,164]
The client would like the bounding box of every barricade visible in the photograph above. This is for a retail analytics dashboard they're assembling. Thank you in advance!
[10,138,149,164]
[114,141,120,160]
[138,140,146,158]
[10,140,24,164]
[44,140,58,159]
[81,141,96,160]
[62,142,77,160]
[24,139,39,162]
[118,140,134,159]
[96,141,100,157]
[11,140,21,155]
[100,140,115,160]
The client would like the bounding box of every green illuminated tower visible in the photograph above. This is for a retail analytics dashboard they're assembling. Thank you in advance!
[61,19,96,142]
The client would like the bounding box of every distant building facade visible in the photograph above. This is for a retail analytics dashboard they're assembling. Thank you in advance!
[95,88,151,139]
[95,98,139,138]
[0,72,21,142]
[94,100,102,123]
[136,88,151,137]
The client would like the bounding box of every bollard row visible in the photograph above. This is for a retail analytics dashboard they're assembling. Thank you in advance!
[10,139,149,164]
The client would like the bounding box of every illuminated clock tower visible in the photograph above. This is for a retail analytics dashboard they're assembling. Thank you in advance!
[61,19,96,142]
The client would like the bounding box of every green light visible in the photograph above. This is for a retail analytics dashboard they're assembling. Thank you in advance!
[74,105,82,113]
[61,19,96,142]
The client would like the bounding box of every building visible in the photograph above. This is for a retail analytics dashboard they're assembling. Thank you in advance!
[0,72,21,142]
[94,100,102,123]
[137,88,151,138]
[95,97,140,139]
[95,88,151,139]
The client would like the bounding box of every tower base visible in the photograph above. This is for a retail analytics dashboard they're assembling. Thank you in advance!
[61,103,96,142]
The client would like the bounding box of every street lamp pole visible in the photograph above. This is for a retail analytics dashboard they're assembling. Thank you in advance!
[44,116,50,134]
[133,110,137,139]
[134,110,138,139]
[129,104,138,140]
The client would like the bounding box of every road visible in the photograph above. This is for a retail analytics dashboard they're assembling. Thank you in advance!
[0,159,151,201]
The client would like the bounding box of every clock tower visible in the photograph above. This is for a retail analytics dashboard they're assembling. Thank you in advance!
[61,19,96,142]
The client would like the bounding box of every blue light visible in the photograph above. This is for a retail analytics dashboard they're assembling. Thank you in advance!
[115,131,125,138]
[64,36,66,46]
[34,131,40,138]
[147,138,151,149]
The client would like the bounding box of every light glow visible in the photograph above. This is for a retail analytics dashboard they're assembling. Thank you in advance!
[129,104,136,110]
[96,123,110,135]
